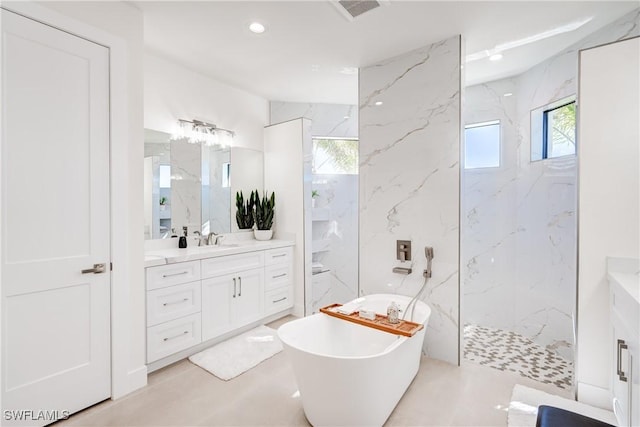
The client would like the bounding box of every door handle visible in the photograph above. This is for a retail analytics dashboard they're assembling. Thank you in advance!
[617,339,628,382]
[82,263,106,274]
[233,278,236,298]
[238,277,242,297]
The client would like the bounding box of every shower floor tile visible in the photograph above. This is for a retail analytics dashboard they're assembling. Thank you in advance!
[463,323,573,390]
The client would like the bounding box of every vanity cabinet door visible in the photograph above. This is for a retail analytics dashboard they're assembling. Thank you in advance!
[234,268,265,328]
[201,274,234,341]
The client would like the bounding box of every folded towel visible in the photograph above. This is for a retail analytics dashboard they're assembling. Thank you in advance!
[336,300,362,315]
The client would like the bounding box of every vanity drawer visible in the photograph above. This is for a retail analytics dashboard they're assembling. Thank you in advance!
[147,281,201,327]
[147,261,201,291]
[147,313,201,363]
[265,286,293,316]
[264,247,293,266]
[265,264,291,292]
[201,251,264,279]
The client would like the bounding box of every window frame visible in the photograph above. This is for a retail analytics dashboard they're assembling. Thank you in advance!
[542,100,576,160]
[530,95,576,162]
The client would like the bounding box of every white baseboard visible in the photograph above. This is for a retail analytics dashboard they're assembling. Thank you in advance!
[577,382,612,410]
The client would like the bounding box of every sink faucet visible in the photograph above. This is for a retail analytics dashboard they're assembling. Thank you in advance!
[193,231,207,247]
[207,232,224,246]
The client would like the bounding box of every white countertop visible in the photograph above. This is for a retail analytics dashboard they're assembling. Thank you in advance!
[145,239,295,267]
[607,257,640,306]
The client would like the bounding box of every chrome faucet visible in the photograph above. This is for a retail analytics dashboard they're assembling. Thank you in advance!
[207,232,224,246]
[193,231,207,247]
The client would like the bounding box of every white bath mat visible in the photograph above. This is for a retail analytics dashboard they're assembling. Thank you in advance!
[189,325,282,381]
[507,384,617,427]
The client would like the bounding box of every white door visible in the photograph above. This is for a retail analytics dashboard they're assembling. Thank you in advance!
[1,9,111,425]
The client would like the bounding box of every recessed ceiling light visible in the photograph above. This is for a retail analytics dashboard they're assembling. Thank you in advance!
[343,115,350,119]
[249,22,265,34]
[374,101,383,106]
[503,92,513,97]
[489,53,503,61]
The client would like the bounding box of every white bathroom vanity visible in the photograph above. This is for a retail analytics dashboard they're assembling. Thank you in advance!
[144,238,294,371]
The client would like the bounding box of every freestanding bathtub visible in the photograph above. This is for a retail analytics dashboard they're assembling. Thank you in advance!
[278,294,431,427]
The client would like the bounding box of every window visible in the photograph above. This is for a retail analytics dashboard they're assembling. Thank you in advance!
[464,120,500,169]
[531,96,576,161]
[312,138,358,174]
[544,101,576,159]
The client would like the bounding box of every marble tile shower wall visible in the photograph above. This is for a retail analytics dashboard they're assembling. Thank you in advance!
[311,174,359,313]
[463,9,640,362]
[359,36,462,365]
[463,78,519,334]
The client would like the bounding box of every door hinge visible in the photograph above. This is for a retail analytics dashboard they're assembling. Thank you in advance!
[110,262,113,271]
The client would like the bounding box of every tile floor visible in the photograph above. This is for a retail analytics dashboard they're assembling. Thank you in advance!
[463,324,573,390]
[57,316,572,427]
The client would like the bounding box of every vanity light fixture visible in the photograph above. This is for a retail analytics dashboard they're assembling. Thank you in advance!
[171,119,235,147]
[503,92,513,97]
[489,53,503,61]
[249,22,265,34]
[374,101,383,106]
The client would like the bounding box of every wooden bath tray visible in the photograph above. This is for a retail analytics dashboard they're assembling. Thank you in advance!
[319,304,424,337]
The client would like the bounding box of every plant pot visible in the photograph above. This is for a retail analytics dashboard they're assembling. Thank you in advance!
[254,229,273,241]
[311,198,317,208]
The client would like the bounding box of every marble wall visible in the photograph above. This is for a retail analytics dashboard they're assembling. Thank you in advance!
[359,36,462,365]
[310,174,359,313]
[463,8,640,362]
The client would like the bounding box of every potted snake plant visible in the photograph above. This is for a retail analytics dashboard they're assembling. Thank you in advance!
[253,190,275,241]
[235,190,256,230]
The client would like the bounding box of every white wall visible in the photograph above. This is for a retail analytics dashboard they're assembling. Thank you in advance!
[359,36,462,365]
[578,37,640,408]
[144,53,269,152]
[23,0,147,398]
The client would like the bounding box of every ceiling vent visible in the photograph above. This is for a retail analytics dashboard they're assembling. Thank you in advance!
[332,1,388,21]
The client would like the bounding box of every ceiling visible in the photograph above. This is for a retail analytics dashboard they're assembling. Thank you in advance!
[137,1,638,105]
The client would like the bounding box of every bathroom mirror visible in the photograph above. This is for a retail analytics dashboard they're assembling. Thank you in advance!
[144,128,264,239]
[144,129,172,239]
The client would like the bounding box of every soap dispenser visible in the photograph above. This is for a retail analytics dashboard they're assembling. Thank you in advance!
[387,301,400,324]
[178,226,188,249]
